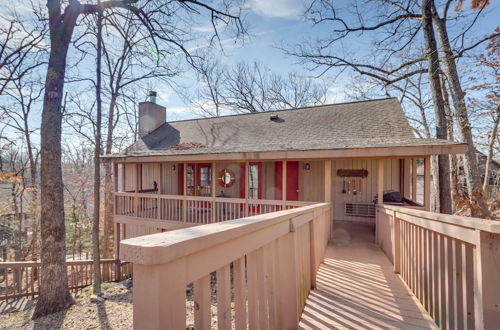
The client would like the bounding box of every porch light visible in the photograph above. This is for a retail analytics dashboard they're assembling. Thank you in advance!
[172,164,176,171]
[304,163,311,170]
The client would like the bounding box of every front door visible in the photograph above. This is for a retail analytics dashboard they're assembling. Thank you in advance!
[186,163,212,197]
[275,161,299,201]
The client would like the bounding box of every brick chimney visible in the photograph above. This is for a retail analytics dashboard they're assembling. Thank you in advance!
[138,91,166,138]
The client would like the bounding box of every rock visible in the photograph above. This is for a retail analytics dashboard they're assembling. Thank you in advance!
[90,294,105,303]
[123,279,133,289]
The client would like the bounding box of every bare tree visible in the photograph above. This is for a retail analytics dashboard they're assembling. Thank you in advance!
[0,8,48,94]
[222,61,326,113]
[36,0,244,317]
[285,0,497,216]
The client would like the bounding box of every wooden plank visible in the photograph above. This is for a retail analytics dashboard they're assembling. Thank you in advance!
[247,250,259,329]
[424,156,431,211]
[194,275,211,330]
[234,257,247,329]
[217,264,231,330]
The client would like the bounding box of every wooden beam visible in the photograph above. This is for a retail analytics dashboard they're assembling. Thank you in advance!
[412,158,418,201]
[403,159,411,199]
[115,143,468,163]
[424,156,431,211]
[377,159,385,205]
[158,163,163,194]
[324,159,332,202]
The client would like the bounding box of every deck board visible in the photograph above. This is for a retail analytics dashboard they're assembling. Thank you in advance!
[299,223,437,330]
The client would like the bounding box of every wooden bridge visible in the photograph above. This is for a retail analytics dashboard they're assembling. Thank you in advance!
[120,201,500,330]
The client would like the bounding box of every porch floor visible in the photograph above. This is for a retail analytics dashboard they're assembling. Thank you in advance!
[299,221,437,329]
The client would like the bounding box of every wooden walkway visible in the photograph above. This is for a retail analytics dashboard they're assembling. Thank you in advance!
[299,222,437,330]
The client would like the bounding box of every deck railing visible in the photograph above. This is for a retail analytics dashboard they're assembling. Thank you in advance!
[376,205,500,330]
[114,192,314,224]
[120,202,332,330]
[0,259,132,301]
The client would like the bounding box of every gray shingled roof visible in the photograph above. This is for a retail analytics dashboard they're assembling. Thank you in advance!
[115,98,458,157]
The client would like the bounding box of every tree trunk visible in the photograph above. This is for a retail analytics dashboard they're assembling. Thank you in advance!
[440,76,461,212]
[33,0,80,318]
[103,94,118,259]
[483,105,500,191]
[92,5,103,295]
[432,8,490,218]
[421,0,453,214]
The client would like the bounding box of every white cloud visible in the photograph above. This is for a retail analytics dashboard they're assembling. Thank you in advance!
[248,0,304,19]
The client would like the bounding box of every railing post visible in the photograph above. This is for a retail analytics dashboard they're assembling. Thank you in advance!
[133,259,187,330]
[276,228,300,328]
[393,211,401,274]
[309,210,318,289]
[473,230,500,329]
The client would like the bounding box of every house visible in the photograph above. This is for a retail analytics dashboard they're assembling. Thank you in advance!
[107,96,500,330]
[106,95,465,242]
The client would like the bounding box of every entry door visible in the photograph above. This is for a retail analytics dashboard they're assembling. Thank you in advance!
[186,163,212,196]
[286,161,299,201]
[275,161,299,201]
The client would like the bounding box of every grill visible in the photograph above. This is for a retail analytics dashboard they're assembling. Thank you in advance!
[345,202,376,218]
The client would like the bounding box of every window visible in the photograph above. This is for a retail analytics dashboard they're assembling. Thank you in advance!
[249,164,259,199]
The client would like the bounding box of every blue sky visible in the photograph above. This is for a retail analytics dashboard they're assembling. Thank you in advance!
[160,0,499,121]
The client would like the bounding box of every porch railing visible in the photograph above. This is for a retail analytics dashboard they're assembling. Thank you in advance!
[0,259,132,301]
[114,192,315,224]
[376,205,500,330]
[120,202,332,329]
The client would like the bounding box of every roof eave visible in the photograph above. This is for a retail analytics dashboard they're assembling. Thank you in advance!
[103,143,467,163]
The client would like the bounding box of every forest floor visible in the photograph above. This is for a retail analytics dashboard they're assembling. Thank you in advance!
[0,281,134,329]
[0,280,218,329]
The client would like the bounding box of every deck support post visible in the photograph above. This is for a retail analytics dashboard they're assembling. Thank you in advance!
[211,161,216,223]
[473,230,500,330]
[244,161,249,216]
[276,231,300,328]
[324,159,332,202]
[424,156,431,211]
[393,211,400,274]
[412,158,418,201]
[135,163,140,217]
[282,160,287,207]
[133,259,187,330]
[182,162,187,222]
[403,159,411,199]
[377,159,385,244]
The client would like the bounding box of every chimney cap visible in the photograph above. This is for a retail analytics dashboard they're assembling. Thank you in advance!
[148,91,157,103]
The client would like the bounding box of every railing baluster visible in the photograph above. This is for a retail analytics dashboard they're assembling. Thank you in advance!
[234,257,247,329]
[217,264,231,329]
[194,275,211,329]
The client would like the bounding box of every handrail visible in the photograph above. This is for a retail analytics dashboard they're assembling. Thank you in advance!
[376,204,500,330]
[120,202,332,329]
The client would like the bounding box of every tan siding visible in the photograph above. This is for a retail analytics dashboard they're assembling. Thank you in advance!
[299,161,325,202]
[124,164,137,191]
[214,162,242,198]
[141,163,160,190]
[331,158,401,223]
[161,163,180,195]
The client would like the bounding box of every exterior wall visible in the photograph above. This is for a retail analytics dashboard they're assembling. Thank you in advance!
[141,163,160,190]
[331,159,400,223]
[214,162,243,198]
[299,161,325,202]
[124,164,137,191]
[160,164,179,195]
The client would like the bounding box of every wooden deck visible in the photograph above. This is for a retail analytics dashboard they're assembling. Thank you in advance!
[299,222,437,329]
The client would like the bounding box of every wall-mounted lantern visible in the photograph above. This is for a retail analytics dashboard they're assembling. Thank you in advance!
[304,163,311,170]
[172,164,176,171]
